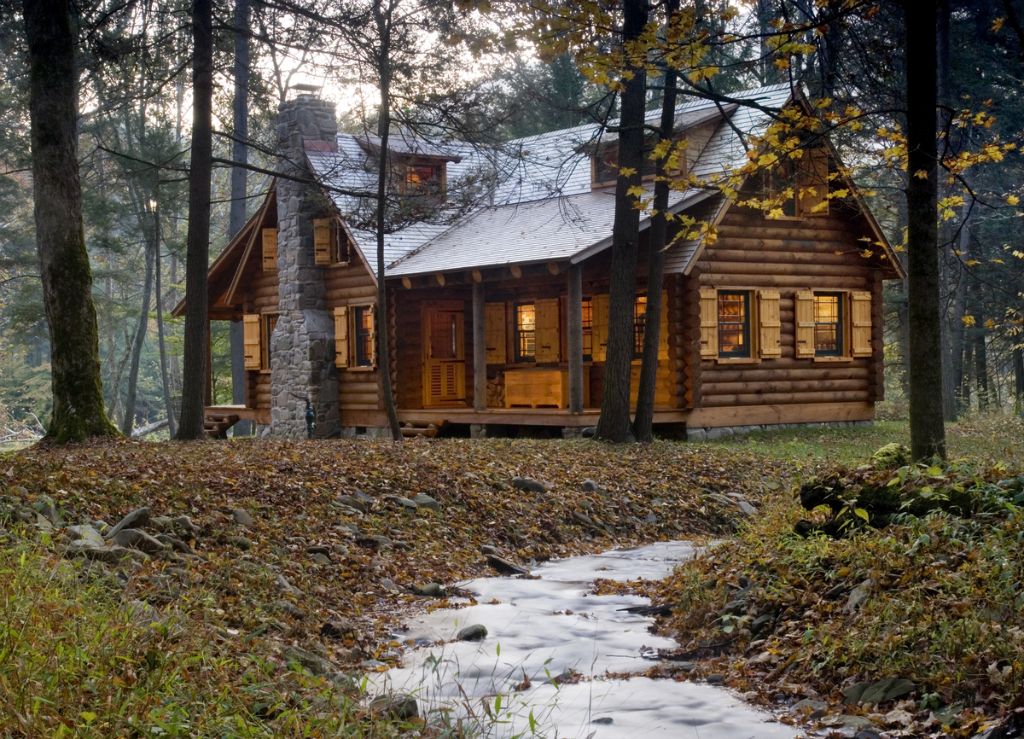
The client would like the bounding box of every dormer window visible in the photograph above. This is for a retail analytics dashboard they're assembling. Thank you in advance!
[593,141,658,188]
[399,158,446,203]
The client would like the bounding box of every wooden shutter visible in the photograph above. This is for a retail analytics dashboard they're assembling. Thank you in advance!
[795,290,815,358]
[798,148,830,216]
[592,294,610,361]
[657,291,670,361]
[484,303,506,364]
[758,289,782,358]
[535,298,561,363]
[313,218,332,265]
[851,290,873,357]
[243,314,260,369]
[699,287,718,359]
[368,304,378,368]
[261,228,278,272]
[334,306,349,368]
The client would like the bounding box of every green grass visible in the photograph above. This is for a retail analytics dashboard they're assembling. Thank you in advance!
[699,414,1024,467]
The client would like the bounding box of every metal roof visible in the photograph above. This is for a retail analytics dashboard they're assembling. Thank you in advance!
[307,83,802,279]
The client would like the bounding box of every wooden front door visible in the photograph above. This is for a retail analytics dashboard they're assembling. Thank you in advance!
[422,301,466,407]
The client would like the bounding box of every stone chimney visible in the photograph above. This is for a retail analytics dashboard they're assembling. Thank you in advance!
[269,93,340,437]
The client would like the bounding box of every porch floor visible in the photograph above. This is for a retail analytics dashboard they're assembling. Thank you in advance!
[398,407,688,428]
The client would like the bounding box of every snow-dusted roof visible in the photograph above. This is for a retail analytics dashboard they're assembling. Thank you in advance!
[307,83,796,279]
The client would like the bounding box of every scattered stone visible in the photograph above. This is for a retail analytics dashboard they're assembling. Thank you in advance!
[106,507,151,539]
[571,510,596,528]
[283,645,336,677]
[111,528,169,554]
[411,582,446,597]
[379,578,401,593]
[790,699,828,718]
[169,515,200,540]
[486,554,529,575]
[232,508,254,528]
[66,524,104,547]
[844,579,874,614]
[276,574,304,596]
[34,514,54,533]
[480,544,502,557]
[412,493,441,511]
[457,624,487,641]
[369,693,419,720]
[274,600,306,620]
[591,717,614,725]
[67,542,143,566]
[843,677,915,705]
[307,544,331,555]
[735,499,758,516]
[823,583,847,600]
[334,494,368,512]
[310,552,331,566]
[320,617,356,638]
[156,533,193,554]
[581,479,606,493]
[226,535,252,550]
[511,476,548,494]
[828,715,879,732]
[31,496,62,527]
[356,535,392,550]
[705,674,726,685]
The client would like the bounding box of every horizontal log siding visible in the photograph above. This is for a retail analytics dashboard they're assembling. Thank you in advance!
[694,208,885,415]
[325,262,382,423]
[244,268,278,414]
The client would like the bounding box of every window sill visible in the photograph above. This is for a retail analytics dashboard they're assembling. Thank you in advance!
[340,365,376,372]
[813,355,852,363]
[715,356,761,365]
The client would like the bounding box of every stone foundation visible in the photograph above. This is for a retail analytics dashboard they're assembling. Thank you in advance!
[685,419,873,442]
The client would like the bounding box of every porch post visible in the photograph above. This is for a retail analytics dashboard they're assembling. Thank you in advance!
[567,263,584,413]
[472,281,487,411]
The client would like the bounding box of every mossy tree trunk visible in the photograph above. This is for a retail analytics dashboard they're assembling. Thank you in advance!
[24,0,118,444]
[177,0,214,440]
[595,0,647,443]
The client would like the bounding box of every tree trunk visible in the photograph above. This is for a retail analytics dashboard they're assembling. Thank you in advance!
[633,0,678,442]
[904,0,946,459]
[120,203,156,435]
[176,0,214,440]
[595,0,647,444]
[949,207,970,415]
[1013,345,1023,415]
[229,0,251,435]
[974,322,990,410]
[153,199,177,436]
[24,0,118,444]
[373,0,402,441]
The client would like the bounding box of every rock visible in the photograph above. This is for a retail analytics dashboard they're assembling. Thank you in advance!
[334,494,368,513]
[844,579,874,614]
[480,544,503,557]
[823,583,847,600]
[843,677,916,705]
[790,699,829,718]
[511,476,547,494]
[34,514,54,533]
[571,510,596,528]
[828,715,879,732]
[283,645,336,677]
[106,507,151,539]
[155,533,193,554]
[411,582,446,597]
[169,515,200,540]
[412,493,441,511]
[67,542,143,566]
[591,717,613,725]
[274,600,306,620]
[67,524,104,547]
[369,693,418,720]
[643,512,658,524]
[307,544,331,555]
[871,442,910,470]
[457,624,487,641]
[111,528,169,554]
[31,496,62,526]
[735,499,758,516]
[356,535,392,550]
[277,574,304,596]
[231,508,254,528]
[392,496,418,510]
[486,554,528,575]
[310,553,331,566]
[226,535,252,550]
[705,674,726,685]
[750,613,774,634]
[581,479,606,493]
[320,617,356,638]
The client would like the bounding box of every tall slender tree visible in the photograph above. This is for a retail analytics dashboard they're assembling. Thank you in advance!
[23,0,118,443]
[177,0,214,440]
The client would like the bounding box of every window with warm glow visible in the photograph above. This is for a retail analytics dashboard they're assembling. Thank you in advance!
[581,297,593,360]
[515,303,536,362]
[353,306,375,366]
[814,293,843,356]
[633,295,648,357]
[405,162,443,195]
[717,291,750,357]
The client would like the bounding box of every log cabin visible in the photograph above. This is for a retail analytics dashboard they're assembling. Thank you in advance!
[176,83,904,439]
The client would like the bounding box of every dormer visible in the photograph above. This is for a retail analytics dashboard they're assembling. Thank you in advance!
[396,156,447,203]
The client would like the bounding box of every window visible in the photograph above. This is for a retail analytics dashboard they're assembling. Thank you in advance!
[813,293,843,356]
[514,303,536,362]
[353,306,375,367]
[763,147,831,218]
[717,291,751,358]
[260,313,278,371]
[313,218,350,265]
[592,136,685,188]
[581,297,593,361]
[633,295,648,357]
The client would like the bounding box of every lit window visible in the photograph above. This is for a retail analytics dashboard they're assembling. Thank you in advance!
[814,293,843,356]
[353,306,374,367]
[404,162,444,198]
[581,297,593,361]
[515,303,535,362]
[633,295,648,357]
[717,291,750,357]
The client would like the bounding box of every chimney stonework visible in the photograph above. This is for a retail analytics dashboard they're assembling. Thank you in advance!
[270,95,340,437]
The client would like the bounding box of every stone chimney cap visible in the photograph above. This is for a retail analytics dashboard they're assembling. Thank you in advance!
[291,83,321,97]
